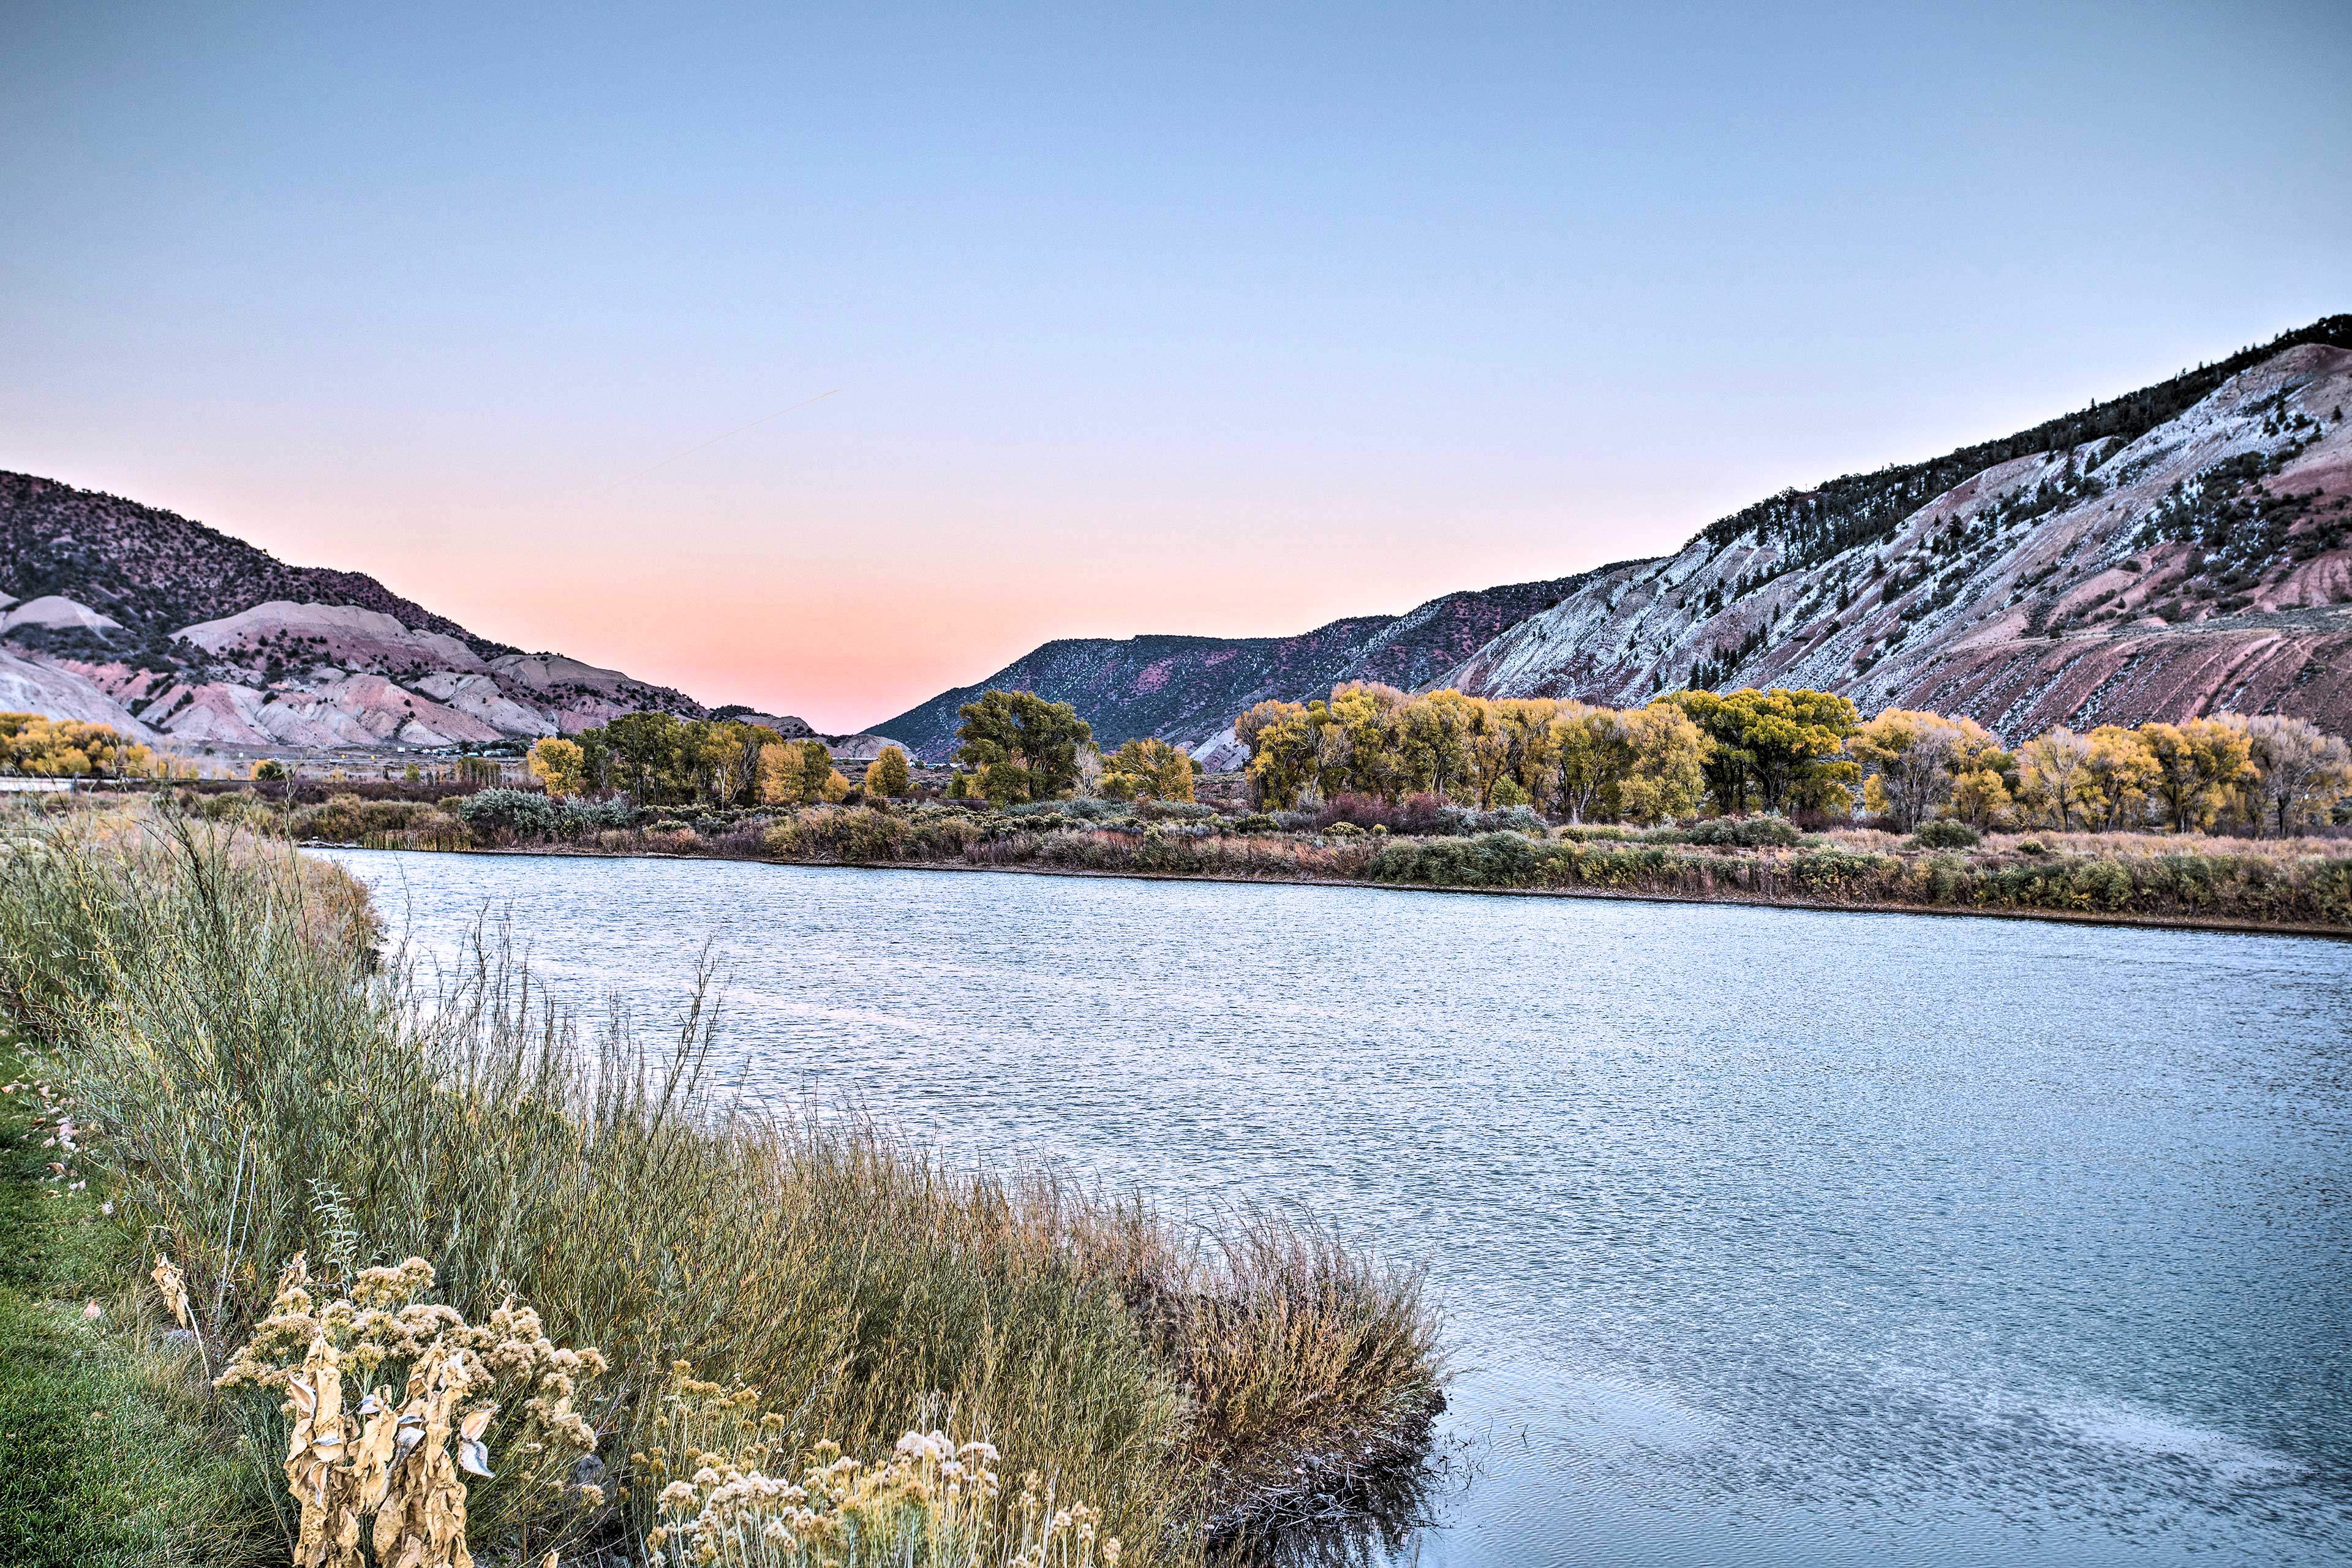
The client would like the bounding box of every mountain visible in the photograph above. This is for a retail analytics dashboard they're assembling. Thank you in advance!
[879,317,2352,761]
[871,573,1608,763]
[0,472,768,750]
[1442,322,2352,736]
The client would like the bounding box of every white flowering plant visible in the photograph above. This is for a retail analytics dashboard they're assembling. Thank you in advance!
[634,1364,1118,1568]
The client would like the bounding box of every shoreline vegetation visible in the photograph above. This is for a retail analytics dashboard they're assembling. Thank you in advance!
[19,679,2352,937]
[0,804,1446,1567]
[331,839,2352,941]
[279,788,2352,937]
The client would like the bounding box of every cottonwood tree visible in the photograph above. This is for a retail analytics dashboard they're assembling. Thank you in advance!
[1850,709,2000,832]
[952,690,1093,804]
[2141,718,2255,832]
[526,736,586,799]
[2236,714,2352,835]
[1101,737,1196,802]
[2082,726,2160,829]
[761,739,848,805]
[1551,706,1630,824]
[2015,727,2095,832]
[862,744,913,799]
[1669,687,1859,816]
[1618,704,1712,825]
[0,713,153,778]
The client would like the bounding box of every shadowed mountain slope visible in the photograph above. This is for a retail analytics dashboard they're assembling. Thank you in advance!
[0,472,731,747]
[872,573,1604,761]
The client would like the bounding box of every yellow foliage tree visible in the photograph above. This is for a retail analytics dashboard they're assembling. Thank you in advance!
[0,712,153,778]
[1618,704,1712,825]
[760,739,846,805]
[1101,737,1196,802]
[2015,727,2096,832]
[2081,726,2159,829]
[1850,709,1997,832]
[2141,718,2255,832]
[526,736,586,799]
[2236,714,2352,836]
[863,744,913,799]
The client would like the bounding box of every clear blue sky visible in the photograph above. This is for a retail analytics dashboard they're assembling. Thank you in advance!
[2,1,2345,728]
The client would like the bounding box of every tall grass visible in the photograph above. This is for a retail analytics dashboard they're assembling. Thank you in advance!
[0,802,1442,1563]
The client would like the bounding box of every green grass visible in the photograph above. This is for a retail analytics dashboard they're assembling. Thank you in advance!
[0,1039,276,1568]
[0,804,1442,1564]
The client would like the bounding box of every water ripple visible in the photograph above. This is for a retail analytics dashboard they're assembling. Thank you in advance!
[323,851,2352,1566]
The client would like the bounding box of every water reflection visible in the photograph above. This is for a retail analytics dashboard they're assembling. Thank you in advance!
[1212,1437,1454,1568]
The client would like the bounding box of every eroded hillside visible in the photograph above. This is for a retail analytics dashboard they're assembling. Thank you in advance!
[0,473,729,747]
[1447,335,2352,734]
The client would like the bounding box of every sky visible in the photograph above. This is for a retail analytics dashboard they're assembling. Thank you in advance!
[2,2,2347,732]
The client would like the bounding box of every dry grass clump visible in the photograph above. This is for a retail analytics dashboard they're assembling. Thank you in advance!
[0,802,1443,1564]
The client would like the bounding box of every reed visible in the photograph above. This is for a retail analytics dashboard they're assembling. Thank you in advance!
[0,802,1442,1564]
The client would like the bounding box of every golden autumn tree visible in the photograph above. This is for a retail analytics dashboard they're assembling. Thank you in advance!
[2236,714,2352,836]
[0,713,153,778]
[2081,726,2160,829]
[862,744,913,799]
[1101,737,1196,802]
[2015,727,2096,832]
[1850,709,1997,832]
[760,739,848,805]
[1618,703,1712,824]
[2141,718,2255,832]
[526,736,586,799]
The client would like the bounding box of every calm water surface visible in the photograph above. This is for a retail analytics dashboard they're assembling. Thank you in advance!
[321,850,2352,1567]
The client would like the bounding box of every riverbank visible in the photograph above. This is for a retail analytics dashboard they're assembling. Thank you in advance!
[334,841,2352,941]
[0,804,1444,1565]
[0,1036,273,1568]
[251,788,2352,937]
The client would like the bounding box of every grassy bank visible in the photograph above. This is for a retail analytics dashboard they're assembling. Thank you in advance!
[263,786,2352,934]
[0,1037,275,1568]
[0,802,1442,1564]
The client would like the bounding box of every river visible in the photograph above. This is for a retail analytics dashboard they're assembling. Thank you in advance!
[319,850,2352,1567]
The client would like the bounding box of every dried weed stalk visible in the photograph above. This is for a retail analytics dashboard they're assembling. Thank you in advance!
[212,1254,606,1568]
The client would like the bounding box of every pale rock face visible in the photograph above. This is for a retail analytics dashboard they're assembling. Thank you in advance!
[411,671,560,737]
[486,652,633,692]
[821,733,905,762]
[1441,344,2352,737]
[0,650,153,735]
[136,674,505,749]
[1189,728,1248,772]
[726,710,816,739]
[174,601,484,674]
[1,595,124,635]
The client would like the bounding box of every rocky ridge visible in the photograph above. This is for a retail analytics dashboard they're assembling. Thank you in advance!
[1444,333,2352,735]
[0,473,790,750]
[878,317,2352,761]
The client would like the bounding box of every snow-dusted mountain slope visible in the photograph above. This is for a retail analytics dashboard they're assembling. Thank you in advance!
[1445,329,2352,736]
